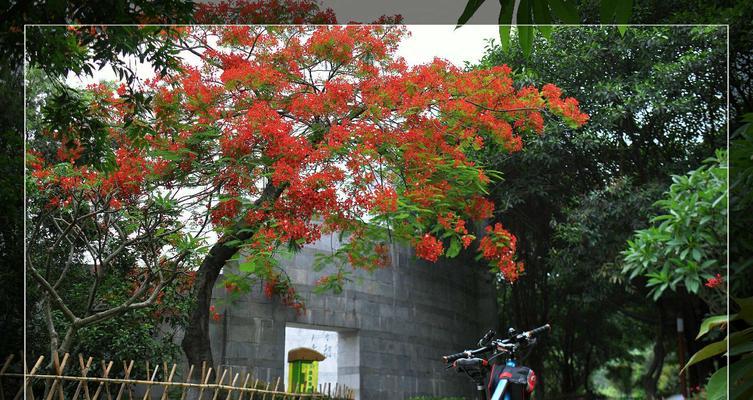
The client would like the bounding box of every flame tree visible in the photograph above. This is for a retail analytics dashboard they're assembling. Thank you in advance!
[27,25,587,365]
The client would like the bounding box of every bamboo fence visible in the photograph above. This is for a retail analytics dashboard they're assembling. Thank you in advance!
[0,354,355,400]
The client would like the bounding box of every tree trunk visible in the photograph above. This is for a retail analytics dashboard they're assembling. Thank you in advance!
[642,303,666,399]
[181,239,241,368]
[181,185,284,368]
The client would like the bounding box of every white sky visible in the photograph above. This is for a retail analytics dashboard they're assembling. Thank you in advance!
[400,25,499,66]
[65,25,500,87]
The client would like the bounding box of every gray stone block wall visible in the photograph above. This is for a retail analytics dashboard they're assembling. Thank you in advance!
[210,232,499,399]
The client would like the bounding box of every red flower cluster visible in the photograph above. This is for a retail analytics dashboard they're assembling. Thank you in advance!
[101,148,147,199]
[224,281,239,293]
[415,234,444,262]
[437,212,469,236]
[466,196,496,221]
[263,275,305,314]
[211,198,241,226]
[263,277,277,298]
[704,273,724,289]
[478,223,524,282]
[372,186,398,213]
[209,305,221,321]
[56,139,84,163]
[541,84,590,127]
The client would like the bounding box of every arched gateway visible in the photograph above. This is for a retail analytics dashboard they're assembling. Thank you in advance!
[208,231,499,399]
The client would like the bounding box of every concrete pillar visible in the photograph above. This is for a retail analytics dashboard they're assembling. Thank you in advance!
[337,330,360,399]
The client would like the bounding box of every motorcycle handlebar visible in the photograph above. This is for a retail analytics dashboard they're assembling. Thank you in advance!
[454,357,488,368]
[441,344,493,364]
[442,324,551,363]
[442,352,467,364]
[525,324,551,339]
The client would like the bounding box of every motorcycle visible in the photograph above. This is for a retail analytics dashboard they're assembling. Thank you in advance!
[442,324,550,400]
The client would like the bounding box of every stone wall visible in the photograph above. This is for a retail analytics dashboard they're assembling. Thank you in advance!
[210,231,499,399]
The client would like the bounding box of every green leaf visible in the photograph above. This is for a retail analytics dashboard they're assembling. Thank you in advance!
[697,314,737,339]
[498,0,515,53]
[518,25,534,57]
[224,239,244,248]
[730,357,753,385]
[706,366,727,400]
[734,297,753,324]
[651,287,664,301]
[732,375,753,400]
[532,0,552,39]
[691,248,702,262]
[683,339,727,371]
[684,328,753,371]
[456,0,488,28]
[446,238,461,258]
[614,0,633,25]
[686,277,700,294]
[238,261,259,273]
[547,0,579,23]
[730,341,753,357]
[517,0,533,57]
[600,0,617,23]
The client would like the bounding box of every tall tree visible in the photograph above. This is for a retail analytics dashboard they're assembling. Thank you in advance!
[474,26,725,397]
[26,25,588,367]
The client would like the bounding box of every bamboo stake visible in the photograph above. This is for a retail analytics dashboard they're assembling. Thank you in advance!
[272,377,281,399]
[114,361,133,400]
[142,363,150,400]
[14,355,43,400]
[260,381,269,400]
[18,356,30,400]
[101,360,113,400]
[200,363,207,391]
[196,367,212,400]
[91,361,113,400]
[45,352,69,400]
[0,354,15,400]
[72,355,93,400]
[0,354,14,375]
[126,361,134,400]
[236,373,250,400]
[223,373,238,400]
[210,369,227,400]
[249,379,258,400]
[158,364,176,400]
[42,352,59,400]
[179,365,194,400]
[139,363,158,400]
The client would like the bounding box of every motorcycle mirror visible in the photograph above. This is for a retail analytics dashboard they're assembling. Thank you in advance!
[478,329,496,347]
